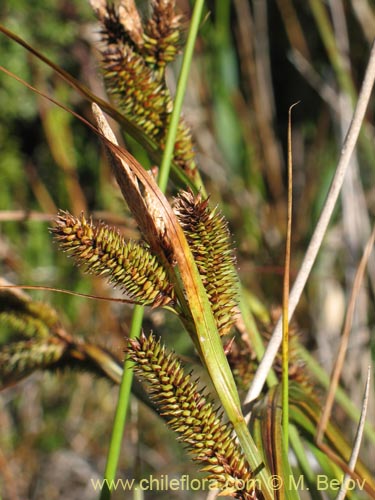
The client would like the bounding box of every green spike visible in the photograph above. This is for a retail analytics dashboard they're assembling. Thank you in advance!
[174,190,239,335]
[51,211,175,308]
[125,333,259,497]
[90,0,198,178]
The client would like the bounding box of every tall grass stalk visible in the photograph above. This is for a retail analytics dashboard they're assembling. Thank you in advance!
[281,104,296,450]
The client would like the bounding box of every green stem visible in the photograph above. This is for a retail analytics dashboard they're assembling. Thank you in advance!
[281,328,289,448]
[157,0,206,192]
[289,425,322,500]
[99,304,144,500]
[238,291,277,387]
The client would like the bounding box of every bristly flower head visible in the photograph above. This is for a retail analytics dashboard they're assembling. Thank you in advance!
[51,211,175,308]
[51,189,239,330]
[126,333,260,499]
[90,0,198,179]
[174,190,239,336]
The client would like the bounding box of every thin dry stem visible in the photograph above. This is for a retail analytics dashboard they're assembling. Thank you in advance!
[316,226,375,443]
[0,284,139,306]
[0,210,53,222]
[317,441,375,498]
[329,0,373,399]
[275,0,311,59]
[335,366,371,500]
[350,0,375,44]
[245,40,375,406]
[281,103,297,444]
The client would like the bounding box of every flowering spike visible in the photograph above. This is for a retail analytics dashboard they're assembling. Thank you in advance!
[126,333,259,499]
[90,0,198,179]
[51,211,175,308]
[174,191,239,335]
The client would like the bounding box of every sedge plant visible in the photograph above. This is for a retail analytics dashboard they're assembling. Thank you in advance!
[1,2,375,500]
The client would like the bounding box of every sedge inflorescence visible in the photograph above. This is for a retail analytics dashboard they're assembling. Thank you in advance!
[51,210,175,308]
[91,0,197,178]
[126,332,260,499]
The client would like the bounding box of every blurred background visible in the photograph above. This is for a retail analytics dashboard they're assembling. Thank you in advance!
[0,0,375,498]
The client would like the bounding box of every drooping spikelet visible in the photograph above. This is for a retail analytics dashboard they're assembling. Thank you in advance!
[0,311,50,340]
[174,191,239,335]
[0,337,67,387]
[126,333,259,499]
[0,301,59,340]
[90,0,197,178]
[51,211,175,308]
[0,283,66,387]
[0,282,129,389]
